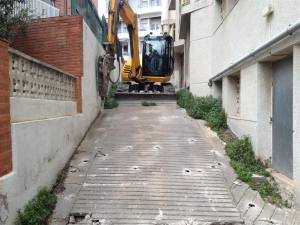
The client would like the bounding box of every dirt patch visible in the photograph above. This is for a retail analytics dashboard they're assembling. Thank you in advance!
[218,127,237,143]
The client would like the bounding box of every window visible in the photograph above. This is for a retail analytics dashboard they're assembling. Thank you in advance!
[140,19,148,31]
[140,0,148,8]
[151,0,161,7]
[150,24,160,30]
[150,17,160,31]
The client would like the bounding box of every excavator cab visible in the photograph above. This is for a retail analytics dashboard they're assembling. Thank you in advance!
[142,34,174,77]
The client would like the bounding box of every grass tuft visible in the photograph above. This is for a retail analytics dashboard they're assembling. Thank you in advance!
[141,101,157,106]
[14,187,56,225]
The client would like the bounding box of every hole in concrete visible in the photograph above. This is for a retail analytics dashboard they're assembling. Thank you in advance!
[185,169,190,173]
[69,168,77,173]
[133,166,139,170]
[211,165,215,168]
[218,162,222,166]
[249,203,255,207]
[74,215,85,222]
[197,170,202,173]
[83,159,90,162]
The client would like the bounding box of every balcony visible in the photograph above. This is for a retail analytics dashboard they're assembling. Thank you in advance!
[17,0,59,18]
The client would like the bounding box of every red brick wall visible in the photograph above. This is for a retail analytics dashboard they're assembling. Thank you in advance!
[0,39,12,177]
[11,15,83,113]
[56,0,72,16]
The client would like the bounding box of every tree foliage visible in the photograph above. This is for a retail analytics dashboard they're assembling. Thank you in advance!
[0,0,37,41]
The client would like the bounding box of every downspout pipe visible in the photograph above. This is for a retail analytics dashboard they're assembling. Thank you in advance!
[208,20,300,86]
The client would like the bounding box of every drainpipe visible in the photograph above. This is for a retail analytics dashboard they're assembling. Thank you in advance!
[208,20,300,86]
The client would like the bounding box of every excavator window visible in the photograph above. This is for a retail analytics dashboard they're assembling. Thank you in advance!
[142,35,174,77]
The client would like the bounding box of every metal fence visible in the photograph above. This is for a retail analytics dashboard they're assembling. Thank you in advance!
[71,0,123,61]
[71,0,105,44]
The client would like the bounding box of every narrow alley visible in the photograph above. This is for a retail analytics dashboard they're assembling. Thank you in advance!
[50,103,243,224]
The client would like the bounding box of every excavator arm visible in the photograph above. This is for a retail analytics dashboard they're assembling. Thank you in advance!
[107,0,142,80]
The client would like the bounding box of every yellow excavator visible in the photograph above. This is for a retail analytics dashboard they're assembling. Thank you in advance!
[97,0,175,102]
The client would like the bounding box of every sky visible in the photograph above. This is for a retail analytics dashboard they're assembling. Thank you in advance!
[98,0,107,17]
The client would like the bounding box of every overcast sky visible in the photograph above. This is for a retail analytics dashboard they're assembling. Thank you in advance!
[98,0,106,17]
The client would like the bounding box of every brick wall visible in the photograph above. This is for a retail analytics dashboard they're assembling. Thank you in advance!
[55,0,72,16]
[11,15,83,113]
[0,39,12,177]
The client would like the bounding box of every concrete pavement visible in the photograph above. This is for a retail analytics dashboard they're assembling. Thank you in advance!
[49,103,300,225]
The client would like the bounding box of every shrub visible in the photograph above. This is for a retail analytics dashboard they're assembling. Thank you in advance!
[104,83,118,109]
[225,137,268,182]
[206,109,227,132]
[14,187,56,225]
[176,89,226,131]
[187,96,222,119]
[177,89,193,109]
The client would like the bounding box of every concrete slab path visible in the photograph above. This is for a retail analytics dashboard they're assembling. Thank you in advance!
[49,103,300,225]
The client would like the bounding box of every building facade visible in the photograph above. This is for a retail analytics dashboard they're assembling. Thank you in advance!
[169,0,300,208]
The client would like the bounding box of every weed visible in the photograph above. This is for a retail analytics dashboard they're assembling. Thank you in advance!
[142,101,157,106]
[225,137,287,207]
[14,187,56,225]
[104,84,119,109]
[176,89,226,131]
[206,109,227,132]
[52,158,72,193]
[176,89,193,109]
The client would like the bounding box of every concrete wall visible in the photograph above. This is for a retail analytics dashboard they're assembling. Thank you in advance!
[0,20,106,224]
[177,0,300,207]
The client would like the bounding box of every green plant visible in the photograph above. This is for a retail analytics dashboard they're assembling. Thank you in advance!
[176,89,225,131]
[141,101,157,106]
[205,109,227,132]
[225,137,268,180]
[176,89,193,109]
[14,187,56,225]
[0,0,38,41]
[225,137,287,207]
[104,83,118,109]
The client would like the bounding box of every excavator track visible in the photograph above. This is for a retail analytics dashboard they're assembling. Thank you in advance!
[115,82,177,103]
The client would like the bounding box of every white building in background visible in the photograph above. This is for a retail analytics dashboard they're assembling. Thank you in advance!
[104,0,170,61]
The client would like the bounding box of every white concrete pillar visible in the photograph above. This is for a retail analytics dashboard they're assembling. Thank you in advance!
[222,76,239,117]
[293,45,300,208]
[256,63,272,162]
